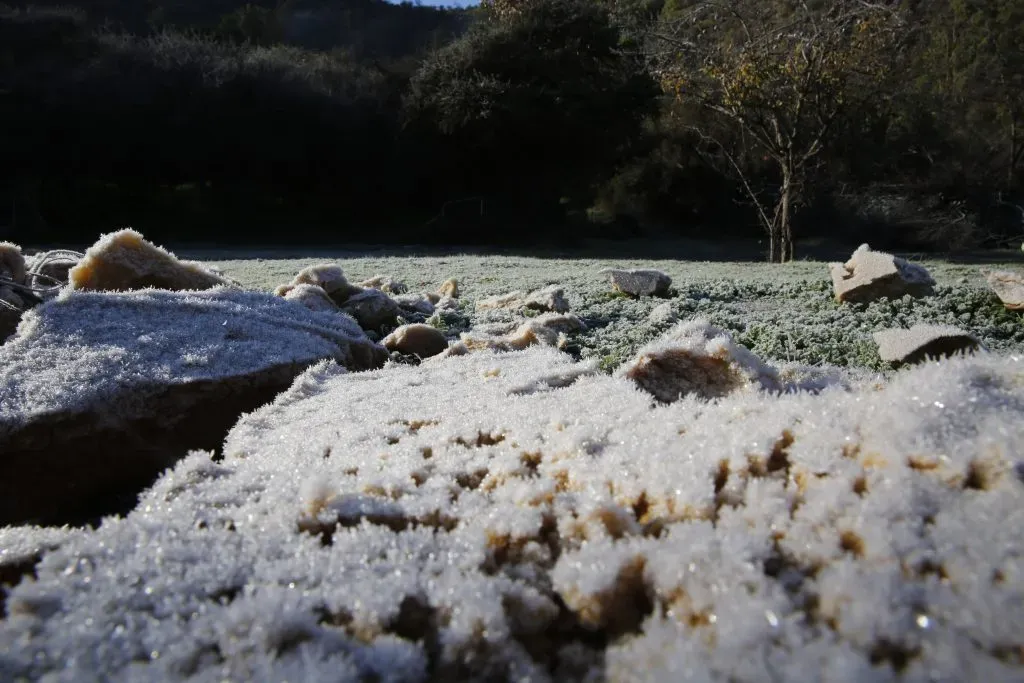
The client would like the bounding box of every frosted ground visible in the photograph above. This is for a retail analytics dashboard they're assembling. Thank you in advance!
[2,249,1024,682]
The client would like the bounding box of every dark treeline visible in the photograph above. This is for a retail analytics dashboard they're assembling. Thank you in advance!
[0,0,1021,259]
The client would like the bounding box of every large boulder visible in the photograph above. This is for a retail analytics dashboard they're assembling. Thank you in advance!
[0,288,386,526]
[69,229,233,292]
[829,244,935,303]
[982,269,1024,311]
[600,268,672,297]
[873,324,983,366]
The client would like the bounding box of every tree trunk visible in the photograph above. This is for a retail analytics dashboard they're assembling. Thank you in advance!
[770,169,793,263]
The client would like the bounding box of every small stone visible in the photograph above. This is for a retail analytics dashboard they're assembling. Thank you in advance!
[982,269,1024,311]
[828,244,935,303]
[438,278,460,299]
[382,324,449,358]
[357,275,408,296]
[599,268,672,297]
[873,325,983,366]
[524,285,570,313]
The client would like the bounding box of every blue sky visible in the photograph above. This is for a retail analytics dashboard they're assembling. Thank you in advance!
[387,0,480,6]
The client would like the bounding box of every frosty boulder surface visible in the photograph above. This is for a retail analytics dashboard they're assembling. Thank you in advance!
[0,288,386,526]
[2,348,1022,681]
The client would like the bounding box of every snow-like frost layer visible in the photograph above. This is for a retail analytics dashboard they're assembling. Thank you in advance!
[3,347,1023,681]
[0,288,379,431]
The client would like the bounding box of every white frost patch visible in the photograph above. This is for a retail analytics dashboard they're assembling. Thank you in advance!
[2,347,1023,681]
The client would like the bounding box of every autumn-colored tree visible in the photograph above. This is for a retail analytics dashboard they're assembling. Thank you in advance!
[650,0,905,262]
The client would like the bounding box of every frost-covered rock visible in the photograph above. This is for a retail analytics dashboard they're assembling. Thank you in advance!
[982,269,1024,311]
[439,278,460,299]
[462,313,584,352]
[382,323,449,359]
[358,275,408,296]
[68,229,232,292]
[524,285,570,313]
[829,244,935,303]
[3,348,1023,681]
[477,285,570,314]
[282,264,363,306]
[281,283,341,313]
[0,288,385,526]
[0,241,26,284]
[341,288,402,332]
[600,268,672,297]
[393,293,436,317]
[647,302,677,325]
[617,318,782,402]
[873,324,983,366]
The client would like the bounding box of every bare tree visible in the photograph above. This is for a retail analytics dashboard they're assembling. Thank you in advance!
[647,0,905,262]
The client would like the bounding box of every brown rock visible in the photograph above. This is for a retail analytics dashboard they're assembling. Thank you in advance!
[829,244,935,303]
[383,323,449,358]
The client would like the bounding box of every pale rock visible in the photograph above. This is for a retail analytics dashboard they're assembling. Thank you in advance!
[873,324,983,366]
[0,241,27,284]
[647,302,677,325]
[288,264,362,304]
[68,229,232,292]
[476,291,525,311]
[616,318,782,402]
[0,288,386,526]
[477,285,570,313]
[828,244,935,303]
[600,268,672,297]
[462,313,584,352]
[438,278,460,299]
[341,288,402,331]
[281,284,342,314]
[982,269,1024,311]
[524,284,570,313]
[382,323,449,359]
[357,275,408,296]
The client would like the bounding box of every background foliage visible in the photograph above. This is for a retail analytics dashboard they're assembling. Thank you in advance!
[0,0,1021,256]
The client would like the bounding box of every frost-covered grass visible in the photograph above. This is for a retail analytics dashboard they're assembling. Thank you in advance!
[204,254,1024,373]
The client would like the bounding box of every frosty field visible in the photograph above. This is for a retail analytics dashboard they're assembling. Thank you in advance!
[2,250,1024,683]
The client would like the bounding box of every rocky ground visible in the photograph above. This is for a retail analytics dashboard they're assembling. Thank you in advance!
[1,235,1023,682]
